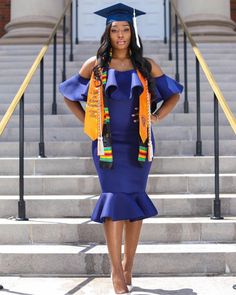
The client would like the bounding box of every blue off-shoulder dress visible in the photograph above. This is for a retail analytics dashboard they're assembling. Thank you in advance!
[59,68,183,223]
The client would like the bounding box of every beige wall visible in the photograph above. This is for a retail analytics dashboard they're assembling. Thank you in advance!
[2,0,66,40]
[176,0,236,38]
[1,0,236,43]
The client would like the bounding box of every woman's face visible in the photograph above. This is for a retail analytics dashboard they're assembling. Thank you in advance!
[109,21,131,50]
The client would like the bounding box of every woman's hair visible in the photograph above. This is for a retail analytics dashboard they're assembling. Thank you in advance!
[93,21,156,101]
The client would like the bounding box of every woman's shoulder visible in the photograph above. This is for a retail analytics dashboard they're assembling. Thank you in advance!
[79,56,97,79]
[145,57,164,78]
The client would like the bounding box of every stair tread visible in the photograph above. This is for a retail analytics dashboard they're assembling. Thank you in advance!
[0,243,235,254]
[0,193,235,199]
[0,216,235,224]
[0,173,235,178]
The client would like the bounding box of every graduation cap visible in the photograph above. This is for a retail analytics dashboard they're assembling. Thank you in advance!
[94,3,146,48]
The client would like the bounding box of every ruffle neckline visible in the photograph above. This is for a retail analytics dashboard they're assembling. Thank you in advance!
[59,68,183,103]
[83,68,183,102]
[105,68,144,99]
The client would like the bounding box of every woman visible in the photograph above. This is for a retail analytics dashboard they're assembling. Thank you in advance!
[59,3,183,294]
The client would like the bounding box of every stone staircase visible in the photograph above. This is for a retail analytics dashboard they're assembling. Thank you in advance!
[0,41,235,276]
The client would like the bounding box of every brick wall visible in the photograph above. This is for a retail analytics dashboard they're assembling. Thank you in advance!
[0,0,10,38]
[231,0,236,23]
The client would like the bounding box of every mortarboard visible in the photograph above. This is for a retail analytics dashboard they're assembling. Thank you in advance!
[94,3,146,48]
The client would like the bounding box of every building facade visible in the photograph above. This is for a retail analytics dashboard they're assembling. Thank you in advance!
[0,0,10,38]
[0,0,236,41]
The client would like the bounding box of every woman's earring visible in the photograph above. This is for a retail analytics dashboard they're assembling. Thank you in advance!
[109,47,113,59]
[129,48,132,56]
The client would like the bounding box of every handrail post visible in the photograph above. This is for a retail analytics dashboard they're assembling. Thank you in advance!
[70,1,74,61]
[52,33,57,115]
[168,0,172,60]
[39,58,46,158]
[183,32,189,113]
[16,94,28,221]
[195,58,203,156]
[163,0,167,44]
[211,93,223,220]
[62,15,66,81]
[175,13,179,82]
[75,0,79,44]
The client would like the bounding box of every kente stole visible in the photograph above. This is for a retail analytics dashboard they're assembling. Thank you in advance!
[84,68,153,168]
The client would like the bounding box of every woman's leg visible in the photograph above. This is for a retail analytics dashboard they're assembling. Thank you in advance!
[103,218,129,293]
[122,220,143,285]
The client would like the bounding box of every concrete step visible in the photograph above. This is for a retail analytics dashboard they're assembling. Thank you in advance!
[1,78,235,92]
[0,40,233,48]
[1,57,236,66]
[0,59,233,78]
[1,42,236,52]
[0,53,234,70]
[156,64,236,75]
[0,242,235,275]
[1,71,235,84]
[0,217,235,244]
[0,87,235,102]
[1,52,236,63]
[0,173,235,195]
[1,194,235,218]
[0,60,81,70]
[0,140,235,157]
[0,113,234,128]
[0,156,235,175]
[0,54,234,67]
[0,58,234,79]
[1,91,235,104]
[1,126,235,141]
[0,101,236,116]
[0,74,222,94]
[1,275,236,295]
[0,68,78,77]
[0,73,227,87]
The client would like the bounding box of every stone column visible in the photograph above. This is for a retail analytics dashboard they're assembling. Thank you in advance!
[176,0,236,40]
[2,0,66,41]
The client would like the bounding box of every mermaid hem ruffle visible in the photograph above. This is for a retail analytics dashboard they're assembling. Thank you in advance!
[91,191,158,223]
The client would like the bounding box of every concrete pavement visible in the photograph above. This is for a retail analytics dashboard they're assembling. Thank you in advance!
[0,275,236,295]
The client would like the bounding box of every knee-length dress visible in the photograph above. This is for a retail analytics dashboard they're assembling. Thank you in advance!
[59,68,183,223]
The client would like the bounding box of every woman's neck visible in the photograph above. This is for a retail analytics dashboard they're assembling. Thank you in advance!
[109,48,133,71]
[112,49,130,60]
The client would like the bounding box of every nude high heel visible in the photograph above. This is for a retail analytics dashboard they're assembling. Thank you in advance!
[110,272,131,294]
[127,284,133,292]
[121,262,133,292]
[122,270,133,291]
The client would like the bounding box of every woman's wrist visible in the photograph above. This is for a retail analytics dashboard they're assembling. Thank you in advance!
[152,111,160,123]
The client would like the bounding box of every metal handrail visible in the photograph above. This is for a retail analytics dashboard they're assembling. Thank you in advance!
[0,0,72,135]
[0,0,75,220]
[166,0,236,220]
[170,0,236,133]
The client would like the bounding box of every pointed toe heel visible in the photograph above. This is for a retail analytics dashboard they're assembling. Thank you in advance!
[127,284,133,292]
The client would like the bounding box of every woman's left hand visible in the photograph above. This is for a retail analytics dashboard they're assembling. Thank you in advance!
[151,113,160,124]
[132,107,160,124]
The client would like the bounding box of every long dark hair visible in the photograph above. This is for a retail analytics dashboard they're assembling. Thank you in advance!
[93,21,156,100]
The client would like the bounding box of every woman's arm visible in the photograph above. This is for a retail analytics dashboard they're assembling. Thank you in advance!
[147,57,180,124]
[64,56,97,124]
[64,99,86,123]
